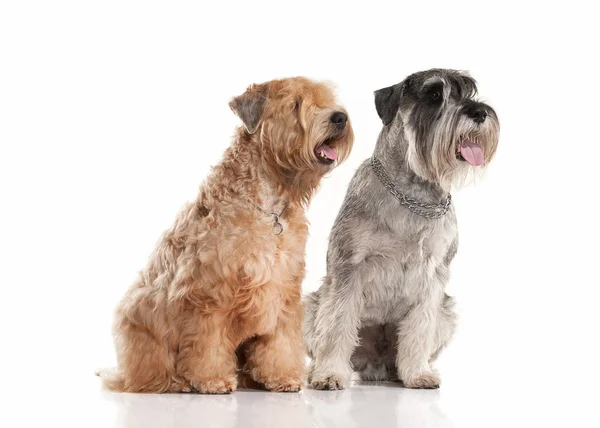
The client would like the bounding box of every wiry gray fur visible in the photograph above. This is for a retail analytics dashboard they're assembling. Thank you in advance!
[304,69,500,390]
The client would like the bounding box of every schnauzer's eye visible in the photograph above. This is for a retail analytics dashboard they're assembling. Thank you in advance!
[424,84,443,102]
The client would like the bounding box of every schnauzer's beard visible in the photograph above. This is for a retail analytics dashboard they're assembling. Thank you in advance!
[258,106,353,205]
[404,106,499,192]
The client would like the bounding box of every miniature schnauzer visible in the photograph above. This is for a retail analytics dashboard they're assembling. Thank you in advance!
[304,69,500,389]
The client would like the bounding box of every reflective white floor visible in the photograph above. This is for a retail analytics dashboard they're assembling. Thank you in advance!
[100,382,451,428]
[84,379,598,428]
[7,373,597,428]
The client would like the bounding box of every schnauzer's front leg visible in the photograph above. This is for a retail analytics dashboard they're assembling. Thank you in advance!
[244,300,305,392]
[308,278,363,390]
[396,295,444,389]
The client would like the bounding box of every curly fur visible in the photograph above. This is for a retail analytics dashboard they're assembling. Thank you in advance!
[97,77,353,394]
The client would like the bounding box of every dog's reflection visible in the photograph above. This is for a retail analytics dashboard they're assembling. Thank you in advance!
[103,388,308,428]
[103,382,452,428]
[234,389,309,428]
[103,391,238,428]
[304,381,453,428]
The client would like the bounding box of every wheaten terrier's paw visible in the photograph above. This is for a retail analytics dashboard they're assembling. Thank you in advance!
[402,372,441,389]
[167,378,194,393]
[310,374,348,390]
[192,376,238,394]
[264,377,303,392]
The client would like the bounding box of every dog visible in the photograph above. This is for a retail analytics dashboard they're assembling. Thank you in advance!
[304,69,499,390]
[98,77,353,394]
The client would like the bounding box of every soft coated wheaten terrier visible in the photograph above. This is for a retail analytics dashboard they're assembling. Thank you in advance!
[98,77,353,394]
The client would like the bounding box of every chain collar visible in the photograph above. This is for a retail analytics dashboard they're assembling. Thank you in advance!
[370,157,452,219]
[250,201,288,236]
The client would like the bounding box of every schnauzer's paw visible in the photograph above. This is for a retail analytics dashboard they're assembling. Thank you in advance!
[264,377,303,393]
[402,372,441,389]
[310,374,348,390]
[192,376,238,394]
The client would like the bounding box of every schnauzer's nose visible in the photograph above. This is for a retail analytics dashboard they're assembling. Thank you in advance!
[330,111,348,129]
[465,104,488,124]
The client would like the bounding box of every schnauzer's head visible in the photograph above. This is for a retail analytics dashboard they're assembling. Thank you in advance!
[230,77,353,202]
[375,69,499,189]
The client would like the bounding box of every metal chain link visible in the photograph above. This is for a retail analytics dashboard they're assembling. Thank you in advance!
[370,157,452,219]
[250,201,288,236]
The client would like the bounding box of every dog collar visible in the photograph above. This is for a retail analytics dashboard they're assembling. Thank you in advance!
[370,157,452,219]
[250,201,288,236]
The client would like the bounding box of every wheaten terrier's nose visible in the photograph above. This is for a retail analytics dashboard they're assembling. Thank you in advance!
[330,111,348,129]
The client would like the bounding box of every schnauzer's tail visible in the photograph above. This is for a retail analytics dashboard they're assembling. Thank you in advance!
[96,367,126,392]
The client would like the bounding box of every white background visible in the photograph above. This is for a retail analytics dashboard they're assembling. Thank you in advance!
[1,1,599,427]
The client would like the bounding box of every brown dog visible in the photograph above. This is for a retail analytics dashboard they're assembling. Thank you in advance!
[98,77,353,394]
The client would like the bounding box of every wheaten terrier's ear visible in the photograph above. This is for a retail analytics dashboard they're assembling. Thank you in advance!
[374,83,402,126]
[229,84,268,134]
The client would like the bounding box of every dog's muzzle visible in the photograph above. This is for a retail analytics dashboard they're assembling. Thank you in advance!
[463,102,488,124]
[330,111,348,130]
[314,111,348,164]
[457,138,484,166]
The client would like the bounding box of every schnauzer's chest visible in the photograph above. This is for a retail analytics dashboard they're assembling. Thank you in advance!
[361,217,458,318]
[386,214,458,262]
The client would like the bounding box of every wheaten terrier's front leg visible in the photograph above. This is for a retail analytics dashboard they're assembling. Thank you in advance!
[308,277,363,390]
[244,301,305,392]
[396,299,443,389]
[177,314,238,394]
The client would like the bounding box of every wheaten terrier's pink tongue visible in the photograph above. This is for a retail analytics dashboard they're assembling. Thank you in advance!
[318,144,338,161]
[460,140,484,166]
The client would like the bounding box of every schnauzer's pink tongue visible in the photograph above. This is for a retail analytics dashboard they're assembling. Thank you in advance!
[318,144,338,161]
[460,140,484,166]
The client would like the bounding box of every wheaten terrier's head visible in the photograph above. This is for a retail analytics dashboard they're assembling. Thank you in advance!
[230,77,353,199]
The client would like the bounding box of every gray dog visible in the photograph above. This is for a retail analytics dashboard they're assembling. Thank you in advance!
[304,69,500,390]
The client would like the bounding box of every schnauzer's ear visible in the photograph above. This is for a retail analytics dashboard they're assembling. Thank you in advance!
[229,84,268,134]
[374,84,402,126]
